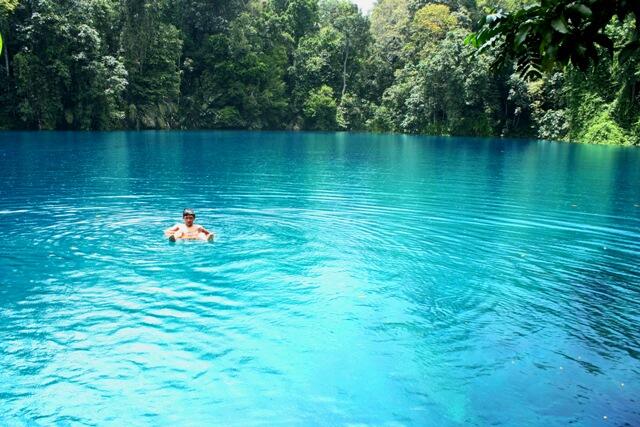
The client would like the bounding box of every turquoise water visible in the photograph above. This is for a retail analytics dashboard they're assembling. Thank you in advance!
[1,131,639,426]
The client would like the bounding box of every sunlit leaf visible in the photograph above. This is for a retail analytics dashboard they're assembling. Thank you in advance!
[551,17,569,34]
[574,4,592,17]
[515,25,530,48]
[463,33,476,47]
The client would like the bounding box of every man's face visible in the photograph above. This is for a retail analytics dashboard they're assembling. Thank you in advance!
[183,214,195,226]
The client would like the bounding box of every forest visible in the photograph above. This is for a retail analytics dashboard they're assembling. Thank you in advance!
[0,0,638,145]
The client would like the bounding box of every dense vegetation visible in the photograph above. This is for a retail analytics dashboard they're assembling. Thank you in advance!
[0,0,638,144]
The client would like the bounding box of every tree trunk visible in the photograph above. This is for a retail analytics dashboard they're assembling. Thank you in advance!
[4,37,9,77]
[341,40,349,99]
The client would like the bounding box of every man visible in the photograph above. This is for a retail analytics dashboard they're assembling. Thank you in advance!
[164,208,214,242]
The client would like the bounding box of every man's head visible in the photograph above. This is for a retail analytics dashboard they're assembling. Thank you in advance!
[183,208,195,226]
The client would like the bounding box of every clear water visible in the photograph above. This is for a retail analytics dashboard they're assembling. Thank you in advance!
[1,131,639,426]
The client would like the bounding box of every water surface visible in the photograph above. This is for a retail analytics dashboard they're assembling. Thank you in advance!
[0,131,639,426]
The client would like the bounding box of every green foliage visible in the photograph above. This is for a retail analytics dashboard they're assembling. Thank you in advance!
[303,85,337,129]
[281,0,319,43]
[10,0,127,129]
[370,0,410,62]
[467,0,640,79]
[173,0,247,39]
[182,2,288,129]
[13,51,61,129]
[580,110,628,144]
[528,74,569,139]
[413,4,459,41]
[408,4,459,59]
[292,26,343,108]
[337,92,370,130]
[465,1,640,144]
[0,0,19,13]
[374,28,507,136]
[319,0,370,97]
[0,0,636,144]
[121,0,182,129]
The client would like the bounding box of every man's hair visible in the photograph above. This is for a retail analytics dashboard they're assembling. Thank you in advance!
[183,208,196,218]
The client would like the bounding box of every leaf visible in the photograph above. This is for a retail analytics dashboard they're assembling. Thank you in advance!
[464,33,476,47]
[0,33,3,55]
[515,25,530,48]
[485,12,506,25]
[567,3,592,18]
[574,4,592,17]
[551,17,569,34]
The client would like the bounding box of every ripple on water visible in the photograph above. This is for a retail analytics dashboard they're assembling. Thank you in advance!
[0,132,639,425]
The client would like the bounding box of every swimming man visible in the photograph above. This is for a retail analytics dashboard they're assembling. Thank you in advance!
[165,208,214,242]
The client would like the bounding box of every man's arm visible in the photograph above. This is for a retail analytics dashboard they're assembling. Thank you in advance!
[164,224,180,237]
[198,226,215,241]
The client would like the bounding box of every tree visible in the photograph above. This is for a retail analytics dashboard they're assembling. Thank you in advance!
[173,0,248,41]
[414,3,459,40]
[366,0,410,105]
[0,0,633,142]
[466,0,640,78]
[10,0,127,129]
[370,0,410,65]
[409,3,460,59]
[303,84,337,129]
[318,0,370,98]
[0,0,18,76]
[121,0,182,129]
[337,91,371,130]
[291,25,343,123]
[278,0,319,44]
[180,1,289,129]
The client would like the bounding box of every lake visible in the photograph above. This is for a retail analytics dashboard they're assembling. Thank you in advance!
[0,131,639,426]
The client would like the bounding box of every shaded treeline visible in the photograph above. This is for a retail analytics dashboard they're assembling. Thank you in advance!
[0,0,638,144]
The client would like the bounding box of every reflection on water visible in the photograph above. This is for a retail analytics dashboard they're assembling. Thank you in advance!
[0,131,639,425]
